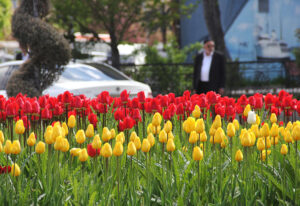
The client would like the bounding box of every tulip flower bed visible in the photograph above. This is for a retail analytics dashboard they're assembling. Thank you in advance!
[0,90,300,205]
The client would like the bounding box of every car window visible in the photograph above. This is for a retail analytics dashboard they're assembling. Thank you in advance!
[59,65,116,81]
[86,63,129,80]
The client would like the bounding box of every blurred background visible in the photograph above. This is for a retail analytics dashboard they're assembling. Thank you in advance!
[1,0,300,97]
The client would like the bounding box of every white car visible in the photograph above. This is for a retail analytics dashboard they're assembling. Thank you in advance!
[0,61,152,98]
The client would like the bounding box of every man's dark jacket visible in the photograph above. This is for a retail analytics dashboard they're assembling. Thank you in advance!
[193,51,226,92]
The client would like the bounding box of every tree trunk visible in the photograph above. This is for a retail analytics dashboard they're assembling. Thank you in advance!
[203,0,231,59]
[110,32,120,70]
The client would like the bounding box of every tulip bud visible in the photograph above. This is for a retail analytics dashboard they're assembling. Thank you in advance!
[255,115,261,125]
[52,125,63,142]
[168,131,174,140]
[247,111,256,124]
[45,130,54,145]
[200,132,207,142]
[243,104,251,117]
[92,134,102,149]
[147,133,155,147]
[141,139,151,153]
[15,120,25,135]
[195,119,205,134]
[101,143,112,158]
[113,141,123,156]
[4,140,13,154]
[12,140,21,154]
[261,150,271,161]
[62,122,69,135]
[102,127,111,142]
[70,148,81,157]
[192,146,203,161]
[27,132,36,147]
[257,138,265,151]
[11,163,21,177]
[192,105,201,118]
[251,124,260,137]
[292,125,300,141]
[0,130,4,144]
[36,141,46,154]
[261,124,270,137]
[159,130,168,143]
[116,133,125,144]
[286,121,293,131]
[85,124,94,138]
[214,128,224,144]
[60,138,70,152]
[166,138,176,152]
[235,149,243,162]
[227,123,236,138]
[68,115,76,128]
[284,130,293,143]
[163,121,172,133]
[270,113,277,124]
[189,131,198,144]
[213,115,222,129]
[130,131,138,142]
[134,136,141,150]
[241,132,251,147]
[280,144,288,155]
[79,148,88,162]
[233,119,240,131]
[54,136,63,151]
[152,112,162,127]
[110,129,116,139]
[183,117,196,133]
[76,130,86,144]
[127,142,136,156]
[209,127,216,137]
[270,123,279,137]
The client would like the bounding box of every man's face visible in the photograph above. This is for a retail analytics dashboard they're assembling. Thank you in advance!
[204,41,215,55]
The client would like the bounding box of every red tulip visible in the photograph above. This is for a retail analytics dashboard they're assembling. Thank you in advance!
[132,108,141,122]
[163,109,171,120]
[63,91,73,105]
[176,103,184,116]
[114,108,125,121]
[131,98,140,109]
[31,100,40,115]
[98,103,108,114]
[137,91,146,103]
[87,143,100,157]
[88,113,98,127]
[120,90,129,104]
[206,91,218,105]
[123,116,135,129]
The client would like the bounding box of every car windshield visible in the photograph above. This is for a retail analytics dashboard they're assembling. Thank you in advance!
[59,64,120,82]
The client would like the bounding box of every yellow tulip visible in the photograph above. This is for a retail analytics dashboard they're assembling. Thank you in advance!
[15,120,25,134]
[76,130,86,144]
[141,139,151,153]
[130,131,138,142]
[192,146,203,161]
[286,121,293,131]
[266,137,271,149]
[147,133,155,147]
[261,124,270,137]
[35,141,46,154]
[0,130,4,144]
[270,113,277,124]
[79,148,88,162]
[235,150,243,162]
[250,124,260,137]
[101,143,112,158]
[102,127,111,142]
[159,130,168,143]
[257,138,265,151]
[280,144,288,155]
[270,123,279,137]
[62,122,69,135]
[292,125,300,141]
[152,112,162,127]
[60,138,70,152]
[200,132,207,142]
[92,134,102,149]
[147,123,153,134]
[45,130,54,145]
[4,140,13,154]
[243,104,251,117]
[163,121,172,133]
[54,136,64,151]
[27,132,36,147]
[249,131,256,146]
[68,115,76,128]
[11,163,21,177]
[168,131,174,140]
[213,115,222,129]
[110,129,116,139]
[189,131,198,144]
[166,138,175,152]
[284,130,293,143]
[127,142,136,156]
[85,124,94,138]
[183,117,196,133]
[209,126,216,137]
[12,140,21,154]
[134,136,141,150]
[233,119,240,131]
[192,105,201,118]
[279,127,285,137]
[52,125,63,142]
[214,128,224,144]
[195,118,205,134]
[0,143,2,153]
[113,141,123,156]
[116,133,125,144]
[261,150,271,161]
[255,115,261,125]
[241,132,251,147]
[70,148,81,157]
[271,136,279,145]
[227,123,236,138]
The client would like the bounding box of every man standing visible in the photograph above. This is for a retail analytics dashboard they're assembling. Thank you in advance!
[193,38,226,95]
